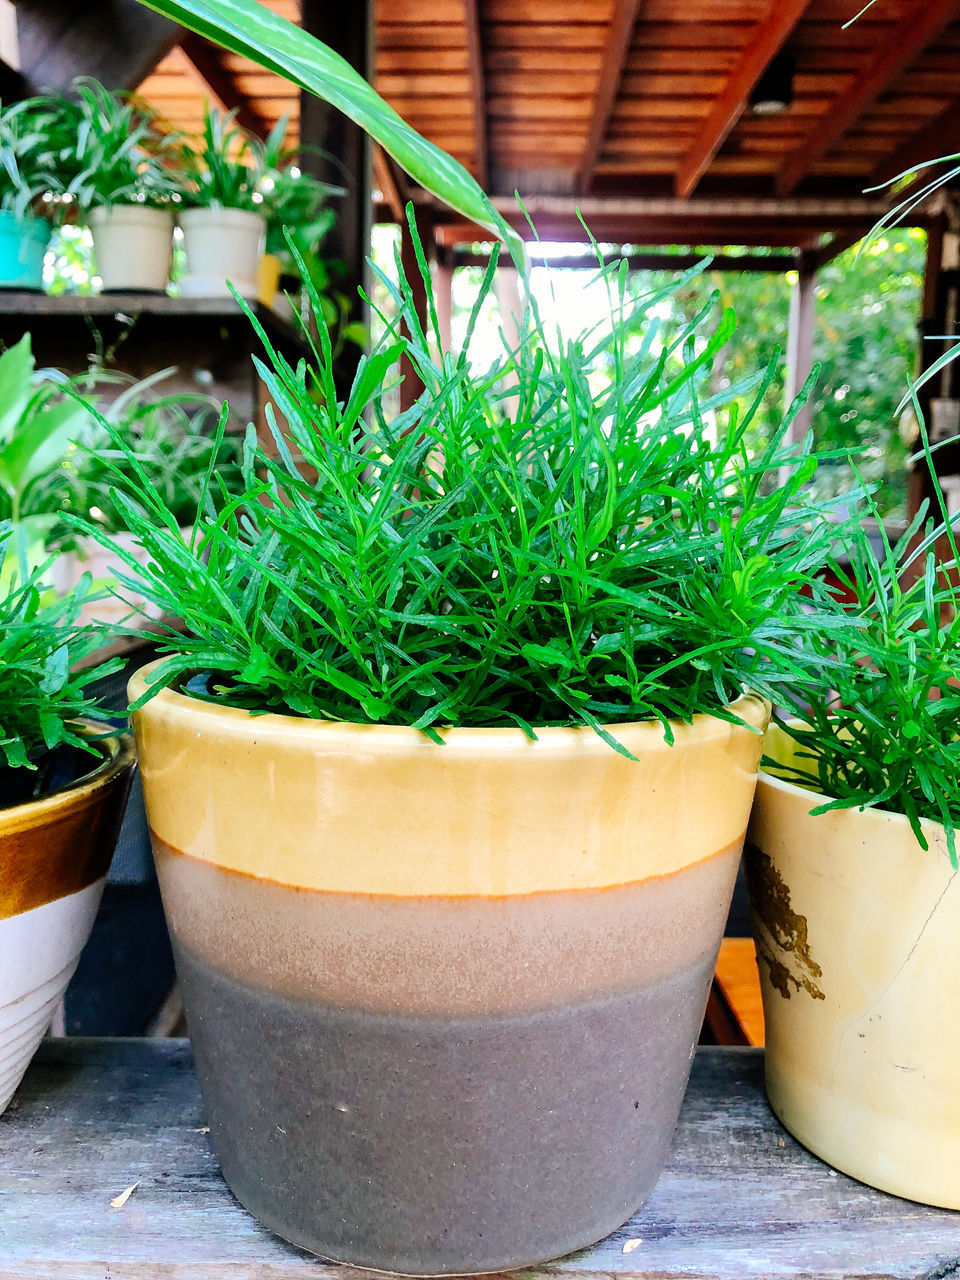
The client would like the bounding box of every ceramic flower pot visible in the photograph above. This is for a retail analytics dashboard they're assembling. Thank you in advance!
[0,211,50,290]
[746,723,960,1208]
[131,663,767,1274]
[88,203,173,293]
[179,207,265,299]
[0,730,135,1113]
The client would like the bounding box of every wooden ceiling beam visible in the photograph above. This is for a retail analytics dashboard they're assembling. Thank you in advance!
[179,31,272,139]
[373,145,409,224]
[14,0,181,92]
[463,0,488,189]
[674,0,813,200]
[775,0,960,197]
[577,0,644,196]
[870,96,960,190]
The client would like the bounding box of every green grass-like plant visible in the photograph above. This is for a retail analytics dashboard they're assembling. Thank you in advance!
[0,96,75,222]
[76,216,866,748]
[180,104,265,211]
[63,78,183,211]
[0,524,118,772]
[770,459,960,862]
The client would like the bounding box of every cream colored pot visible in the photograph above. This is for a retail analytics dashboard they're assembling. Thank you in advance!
[88,204,173,293]
[131,664,767,1274]
[0,732,135,1114]
[179,207,265,299]
[747,724,960,1208]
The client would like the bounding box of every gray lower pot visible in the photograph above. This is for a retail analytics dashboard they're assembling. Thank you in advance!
[131,670,767,1274]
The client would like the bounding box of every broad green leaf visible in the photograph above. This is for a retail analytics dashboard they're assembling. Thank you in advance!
[0,335,37,444]
[135,0,499,233]
[0,399,92,502]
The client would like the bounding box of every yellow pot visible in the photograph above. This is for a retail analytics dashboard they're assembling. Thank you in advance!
[747,724,960,1207]
[131,664,767,1273]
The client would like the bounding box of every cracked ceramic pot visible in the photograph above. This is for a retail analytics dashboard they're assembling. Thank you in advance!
[0,731,135,1114]
[131,662,767,1274]
[746,723,960,1208]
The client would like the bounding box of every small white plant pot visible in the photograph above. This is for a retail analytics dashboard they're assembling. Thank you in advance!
[88,204,174,293]
[179,207,265,299]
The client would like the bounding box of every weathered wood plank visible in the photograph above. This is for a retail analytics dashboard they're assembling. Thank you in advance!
[2,1040,960,1278]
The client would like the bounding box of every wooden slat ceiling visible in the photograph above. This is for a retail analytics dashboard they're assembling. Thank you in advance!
[134,0,960,243]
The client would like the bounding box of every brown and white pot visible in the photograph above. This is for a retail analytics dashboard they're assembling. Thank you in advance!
[0,731,135,1114]
[746,723,960,1209]
[131,666,767,1274]
[88,203,174,293]
[179,207,265,299]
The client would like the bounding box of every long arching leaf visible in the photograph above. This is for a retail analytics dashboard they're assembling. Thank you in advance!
[135,0,498,232]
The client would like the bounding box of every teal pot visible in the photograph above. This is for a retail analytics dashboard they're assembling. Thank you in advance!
[0,212,50,290]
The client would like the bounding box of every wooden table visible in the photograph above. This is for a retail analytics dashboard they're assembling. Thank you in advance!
[2,1039,959,1279]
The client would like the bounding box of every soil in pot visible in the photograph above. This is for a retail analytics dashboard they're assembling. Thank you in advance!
[132,668,768,1274]
[0,741,103,810]
[0,731,135,1113]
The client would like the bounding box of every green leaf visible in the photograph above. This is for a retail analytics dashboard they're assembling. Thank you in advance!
[135,0,498,231]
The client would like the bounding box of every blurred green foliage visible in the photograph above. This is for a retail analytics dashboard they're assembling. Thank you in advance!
[636,228,925,518]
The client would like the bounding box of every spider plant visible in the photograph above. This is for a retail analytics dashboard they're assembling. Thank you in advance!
[0,522,118,775]
[0,96,75,221]
[62,77,183,211]
[180,103,265,211]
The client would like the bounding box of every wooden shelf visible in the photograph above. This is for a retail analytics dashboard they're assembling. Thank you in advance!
[4,1038,960,1278]
[0,291,306,353]
[0,291,309,425]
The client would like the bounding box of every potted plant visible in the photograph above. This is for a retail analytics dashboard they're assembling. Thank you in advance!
[0,97,74,290]
[746,476,960,1208]
[77,224,860,1271]
[0,523,135,1114]
[64,78,182,293]
[178,105,268,298]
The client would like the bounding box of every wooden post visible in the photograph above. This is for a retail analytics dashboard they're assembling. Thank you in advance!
[299,0,373,392]
[399,205,434,414]
[434,263,454,353]
[785,253,817,442]
[14,1,180,91]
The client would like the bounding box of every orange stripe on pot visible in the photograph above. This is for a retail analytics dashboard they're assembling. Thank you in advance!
[130,664,768,897]
[154,833,743,1017]
[0,735,136,921]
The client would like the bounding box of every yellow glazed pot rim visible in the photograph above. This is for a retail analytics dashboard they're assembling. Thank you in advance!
[129,660,769,757]
[0,724,136,835]
[757,720,948,842]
